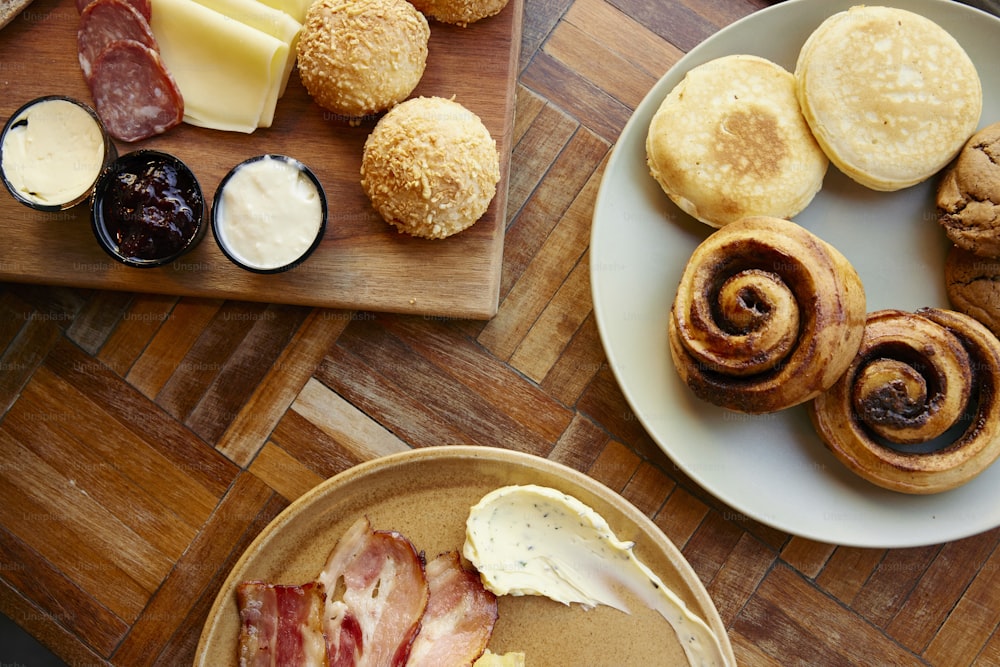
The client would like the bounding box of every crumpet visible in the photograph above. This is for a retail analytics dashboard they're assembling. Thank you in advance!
[646,54,827,228]
[795,5,981,192]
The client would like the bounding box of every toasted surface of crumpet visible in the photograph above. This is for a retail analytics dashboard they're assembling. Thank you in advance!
[795,5,981,192]
[645,54,828,228]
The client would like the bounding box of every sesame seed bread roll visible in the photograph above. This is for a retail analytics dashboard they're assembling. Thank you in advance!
[646,54,828,228]
[795,5,982,192]
[361,96,500,239]
[297,0,429,119]
[408,0,509,26]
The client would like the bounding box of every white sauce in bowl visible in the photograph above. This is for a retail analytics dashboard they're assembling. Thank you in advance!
[213,155,325,272]
[464,485,731,667]
[1,97,108,209]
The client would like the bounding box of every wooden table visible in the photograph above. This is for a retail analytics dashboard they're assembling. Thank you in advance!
[2,1,1000,665]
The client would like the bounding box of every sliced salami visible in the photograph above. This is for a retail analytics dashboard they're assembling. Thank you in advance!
[78,0,156,81]
[76,0,151,21]
[89,39,184,142]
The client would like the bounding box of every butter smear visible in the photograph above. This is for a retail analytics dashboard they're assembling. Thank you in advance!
[464,484,730,667]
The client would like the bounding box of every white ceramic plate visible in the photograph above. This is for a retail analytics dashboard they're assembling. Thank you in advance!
[591,0,1000,548]
[195,446,736,666]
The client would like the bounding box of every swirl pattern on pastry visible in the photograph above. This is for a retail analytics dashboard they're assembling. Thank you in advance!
[668,216,866,413]
[809,308,1000,494]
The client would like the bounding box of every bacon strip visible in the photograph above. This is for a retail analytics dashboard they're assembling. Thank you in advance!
[405,552,499,667]
[318,517,430,667]
[237,581,329,667]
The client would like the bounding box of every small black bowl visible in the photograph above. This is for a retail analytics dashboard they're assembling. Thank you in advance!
[211,154,327,274]
[0,95,117,211]
[91,150,206,268]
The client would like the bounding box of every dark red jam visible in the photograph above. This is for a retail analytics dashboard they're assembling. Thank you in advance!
[94,151,203,263]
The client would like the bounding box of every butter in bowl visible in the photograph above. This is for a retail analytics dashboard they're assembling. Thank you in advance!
[211,154,327,274]
[0,95,117,211]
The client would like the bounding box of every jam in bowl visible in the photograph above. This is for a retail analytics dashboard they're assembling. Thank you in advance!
[91,149,206,268]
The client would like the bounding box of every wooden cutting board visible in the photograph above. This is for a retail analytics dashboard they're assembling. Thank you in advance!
[0,0,522,318]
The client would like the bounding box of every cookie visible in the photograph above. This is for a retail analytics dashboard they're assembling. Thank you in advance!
[945,244,1000,339]
[938,122,1000,257]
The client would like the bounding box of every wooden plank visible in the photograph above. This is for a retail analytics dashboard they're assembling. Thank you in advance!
[479,127,609,358]
[706,533,775,627]
[509,159,605,381]
[923,540,1000,666]
[545,19,658,110]
[126,297,223,398]
[547,412,609,473]
[216,307,349,466]
[654,486,710,551]
[112,472,282,665]
[740,564,922,665]
[887,530,999,653]
[0,0,524,319]
[183,303,308,443]
[248,442,325,502]
[97,293,179,376]
[563,0,683,79]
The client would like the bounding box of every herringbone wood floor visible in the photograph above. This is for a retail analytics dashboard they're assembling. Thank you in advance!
[2,1,1000,665]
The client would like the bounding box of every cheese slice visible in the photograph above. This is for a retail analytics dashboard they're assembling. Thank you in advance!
[150,0,287,132]
[188,0,301,104]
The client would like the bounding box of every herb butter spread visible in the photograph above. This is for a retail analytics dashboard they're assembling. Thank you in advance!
[1,98,106,207]
[463,484,729,667]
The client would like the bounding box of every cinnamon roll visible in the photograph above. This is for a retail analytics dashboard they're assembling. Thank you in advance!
[809,308,1000,494]
[668,216,866,413]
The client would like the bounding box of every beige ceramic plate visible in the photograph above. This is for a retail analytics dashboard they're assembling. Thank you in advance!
[195,446,735,666]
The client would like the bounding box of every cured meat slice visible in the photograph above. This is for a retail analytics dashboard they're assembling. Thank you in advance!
[77,0,157,81]
[236,581,329,667]
[318,517,430,667]
[89,39,184,142]
[76,0,151,21]
[405,552,499,667]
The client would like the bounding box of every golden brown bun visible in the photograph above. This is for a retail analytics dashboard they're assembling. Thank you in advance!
[646,55,827,228]
[795,6,981,191]
[297,0,429,119]
[809,308,1000,494]
[938,122,1000,257]
[408,0,509,26]
[669,216,866,413]
[361,96,500,239]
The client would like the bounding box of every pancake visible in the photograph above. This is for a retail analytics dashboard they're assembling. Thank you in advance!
[645,54,828,228]
[795,5,982,192]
